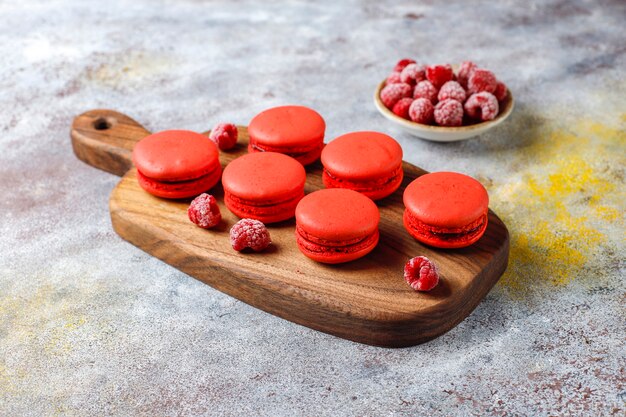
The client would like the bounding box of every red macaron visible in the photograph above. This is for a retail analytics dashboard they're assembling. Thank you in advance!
[321,131,404,200]
[248,105,326,166]
[132,130,222,199]
[222,152,306,223]
[403,172,489,248]
[295,188,380,264]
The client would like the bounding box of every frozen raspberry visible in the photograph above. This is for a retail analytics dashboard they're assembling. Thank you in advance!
[230,219,271,252]
[393,58,416,72]
[392,98,414,119]
[400,63,426,85]
[457,61,477,88]
[404,256,439,292]
[468,68,497,94]
[434,99,464,127]
[464,92,499,121]
[408,98,434,124]
[438,81,467,103]
[493,81,508,101]
[209,123,238,151]
[386,72,402,85]
[425,64,454,89]
[188,193,221,229]
[380,83,412,109]
[413,80,438,104]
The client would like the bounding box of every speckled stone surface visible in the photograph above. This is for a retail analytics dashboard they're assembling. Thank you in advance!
[1,1,625,415]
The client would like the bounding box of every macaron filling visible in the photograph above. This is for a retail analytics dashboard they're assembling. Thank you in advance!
[136,165,222,198]
[403,209,488,245]
[248,142,324,165]
[296,226,379,257]
[322,165,404,195]
[224,191,304,220]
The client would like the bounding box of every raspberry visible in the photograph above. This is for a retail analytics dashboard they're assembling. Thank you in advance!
[494,81,508,101]
[408,98,434,124]
[434,99,464,127]
[209,123,238,150]
[425,64,453,89]
[464,92,499,121]
[404,256,439,292]
[457,61,477,88]
[386,72,402,85]
[393,58,416,72]
[188,193,221,229]
[230,219,271,252]
[438,81,467,103]
[468,68,497,94]
[400,63,426,85]
[413,80,438,104]
[380,83,412,109]
[392,98,413,119]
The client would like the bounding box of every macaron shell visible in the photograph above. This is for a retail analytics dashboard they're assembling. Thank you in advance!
[296,228,379,264]
[132,130,220,181]
[137,166,222,199]
[248,105,325,149]
[224,191,304,224]
[321,131,403,181]
[222,152,306,203]
[295,188,380,242]
[403,172,489,229]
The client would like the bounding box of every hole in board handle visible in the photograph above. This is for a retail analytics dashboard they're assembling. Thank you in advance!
[93,117,114,130]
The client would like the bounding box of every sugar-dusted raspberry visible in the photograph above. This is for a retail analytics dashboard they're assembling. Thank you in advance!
[386,72,402,85]
[457,61,477,88]
[438,81,467,103]
[434,99,464,127]
[404,256,439,292]
[493,81,508,101]
[209,123,238,151]
[380,83,412,109]
[400,63,426,85]
[464,92,499,121]
[468,68,497,94]
[188,193,221,229]
[230,218,271,252]
[393,58,416,72]
[413,80,438,104]
[408,98,434,124]
[425,64,454,89]
[392,98,414,119]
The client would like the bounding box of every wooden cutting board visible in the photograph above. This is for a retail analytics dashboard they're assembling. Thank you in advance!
[71,109,509,348]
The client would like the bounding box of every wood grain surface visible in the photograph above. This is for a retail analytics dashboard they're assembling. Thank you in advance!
[71,109,509,347]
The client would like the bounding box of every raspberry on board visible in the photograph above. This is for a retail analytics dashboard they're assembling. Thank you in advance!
[393,58,416,72]
[457,61,477,88]
[438,81,467,103]
[413,80,438,104]
[464,92,499,121]
[400,63,426,85]
[494,81,508,101]
[380,83,412,109]
[425,64,454,89]
[230,218,272,252]
[392,97,414,119]
[468,68,497,94]
[188,193,222,229]
[404,256,439,292]
[209,123,238,151]
[434,99,464,127]
[386,72,402,85]
[408,98,434,124]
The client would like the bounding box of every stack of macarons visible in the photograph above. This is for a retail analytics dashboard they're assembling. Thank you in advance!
[132,130,222,199]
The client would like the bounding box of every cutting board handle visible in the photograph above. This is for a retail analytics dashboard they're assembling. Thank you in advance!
[71,109,152,177]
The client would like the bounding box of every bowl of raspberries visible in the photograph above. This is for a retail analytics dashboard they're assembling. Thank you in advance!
[374,59,514,142]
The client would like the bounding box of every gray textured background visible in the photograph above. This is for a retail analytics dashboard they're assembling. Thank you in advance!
[1,0,625,416]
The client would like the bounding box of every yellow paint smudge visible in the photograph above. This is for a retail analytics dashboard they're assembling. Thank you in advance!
[487,117,625,292]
